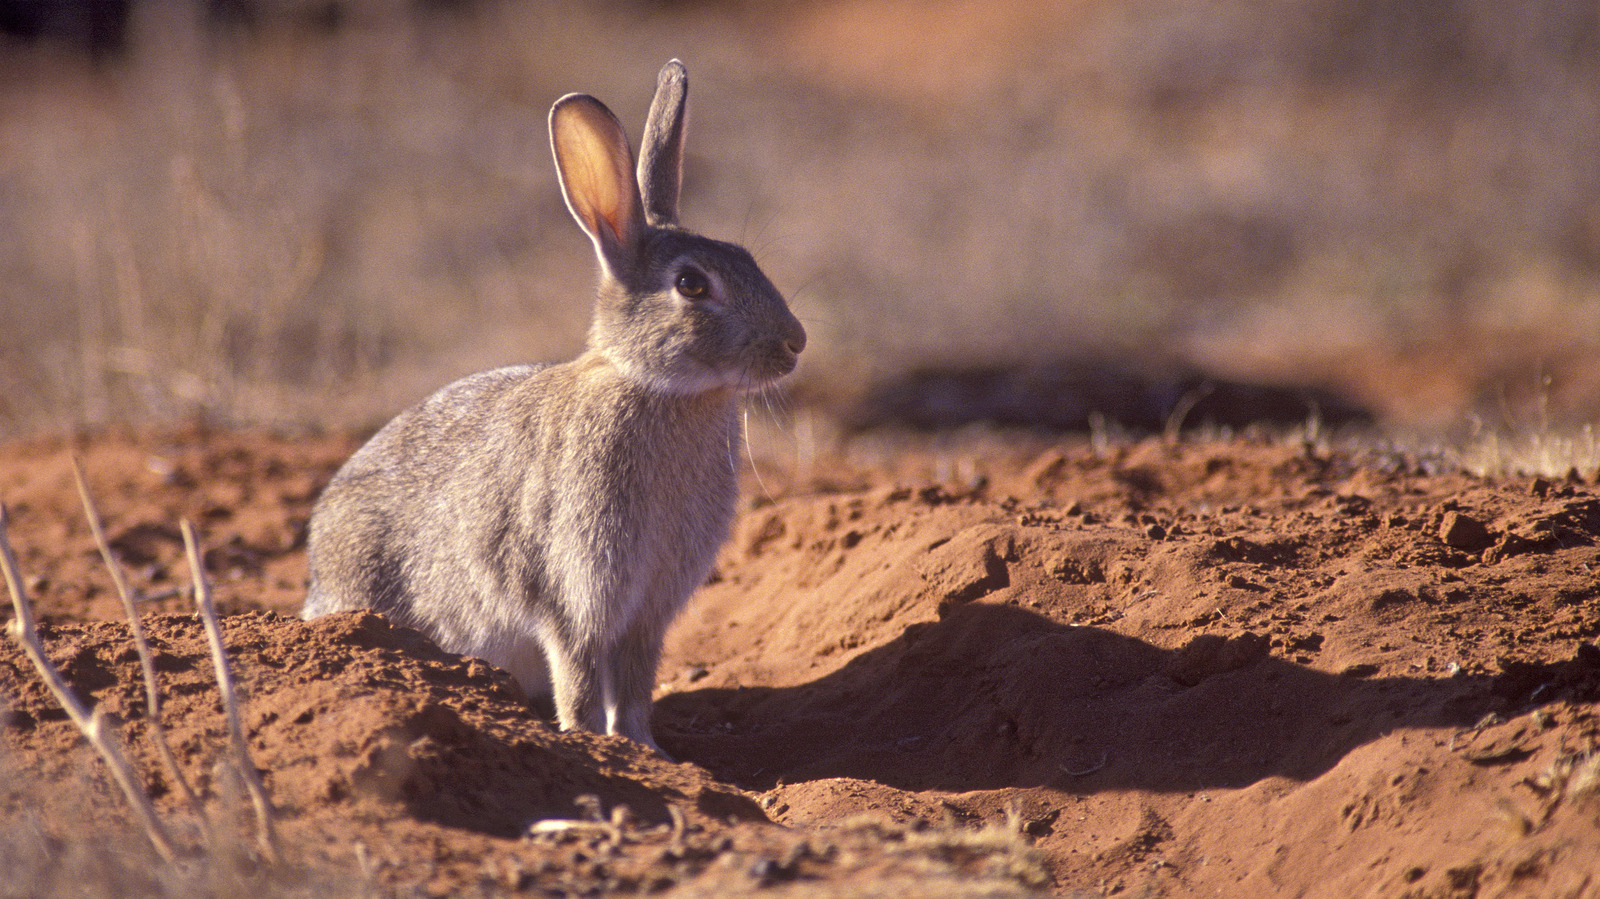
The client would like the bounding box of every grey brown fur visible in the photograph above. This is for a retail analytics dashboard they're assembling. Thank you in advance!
[302,60,805,754]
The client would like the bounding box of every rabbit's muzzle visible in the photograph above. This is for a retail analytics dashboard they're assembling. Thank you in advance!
[756,314,806,383]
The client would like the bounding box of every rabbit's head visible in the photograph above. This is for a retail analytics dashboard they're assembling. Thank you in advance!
[551,61,805,396]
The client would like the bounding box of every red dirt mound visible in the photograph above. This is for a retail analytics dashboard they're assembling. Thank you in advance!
[2,609,1042,896]
[3,428,1600,896]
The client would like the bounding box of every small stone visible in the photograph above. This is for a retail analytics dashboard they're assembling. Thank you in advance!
[1439,511,1493,551]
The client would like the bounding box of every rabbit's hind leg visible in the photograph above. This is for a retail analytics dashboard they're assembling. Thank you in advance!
[602,614,671,757]
[543,633,608,736]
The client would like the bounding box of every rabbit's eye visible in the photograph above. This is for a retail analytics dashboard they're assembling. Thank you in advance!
[675,269,710,300]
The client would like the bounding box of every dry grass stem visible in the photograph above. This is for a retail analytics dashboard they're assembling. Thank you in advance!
[1,502,181,863]
[181,518,279,862]
[71,457,209,832]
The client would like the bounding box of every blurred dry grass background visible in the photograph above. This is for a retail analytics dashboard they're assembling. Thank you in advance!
[1,0,1597,443]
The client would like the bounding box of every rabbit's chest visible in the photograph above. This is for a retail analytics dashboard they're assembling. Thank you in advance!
[620,433,737,556]
[539,411,737,584]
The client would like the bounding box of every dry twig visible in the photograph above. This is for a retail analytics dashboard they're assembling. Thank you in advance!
[1061,751,1110,777]
[181,519,279,861]
[1,502,180,862]
[72,458,209,832]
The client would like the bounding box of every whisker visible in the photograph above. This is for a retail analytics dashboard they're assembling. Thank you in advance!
[784,286,840,335]
[788,273,825,303]
[743,406,775,502]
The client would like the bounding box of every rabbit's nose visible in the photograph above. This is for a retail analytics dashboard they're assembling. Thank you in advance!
[784,318,807,356]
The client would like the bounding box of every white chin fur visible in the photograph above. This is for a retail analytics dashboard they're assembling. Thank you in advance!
[613,357,773,396]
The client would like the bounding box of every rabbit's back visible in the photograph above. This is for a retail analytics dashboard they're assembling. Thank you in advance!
[304,364,556,684]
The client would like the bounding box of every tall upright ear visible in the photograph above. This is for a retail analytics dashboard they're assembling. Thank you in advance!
[550,94,645,271]
[637,59,688,228]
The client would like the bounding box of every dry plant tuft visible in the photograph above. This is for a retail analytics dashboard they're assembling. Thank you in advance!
[1,484,286,878]
[1,501,181,863]
[1521,749,1600,825]
[1453,421,1600,480]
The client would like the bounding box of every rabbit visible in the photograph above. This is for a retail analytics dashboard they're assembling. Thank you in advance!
[302,59,805,756]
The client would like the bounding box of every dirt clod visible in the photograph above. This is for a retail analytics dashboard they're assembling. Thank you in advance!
[1439,510,1494,551]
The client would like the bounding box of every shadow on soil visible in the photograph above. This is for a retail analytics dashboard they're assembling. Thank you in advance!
[842,358,1373,433]
[655,603,1600,793]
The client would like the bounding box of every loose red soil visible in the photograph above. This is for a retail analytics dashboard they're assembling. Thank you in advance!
[3,427,1599,896]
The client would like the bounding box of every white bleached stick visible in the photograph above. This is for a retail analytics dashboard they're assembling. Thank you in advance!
[71,458,208,831]
[180,519,279,862]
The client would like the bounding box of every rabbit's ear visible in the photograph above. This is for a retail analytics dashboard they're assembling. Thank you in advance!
[637,59,688,228]
[551,94,646,270]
